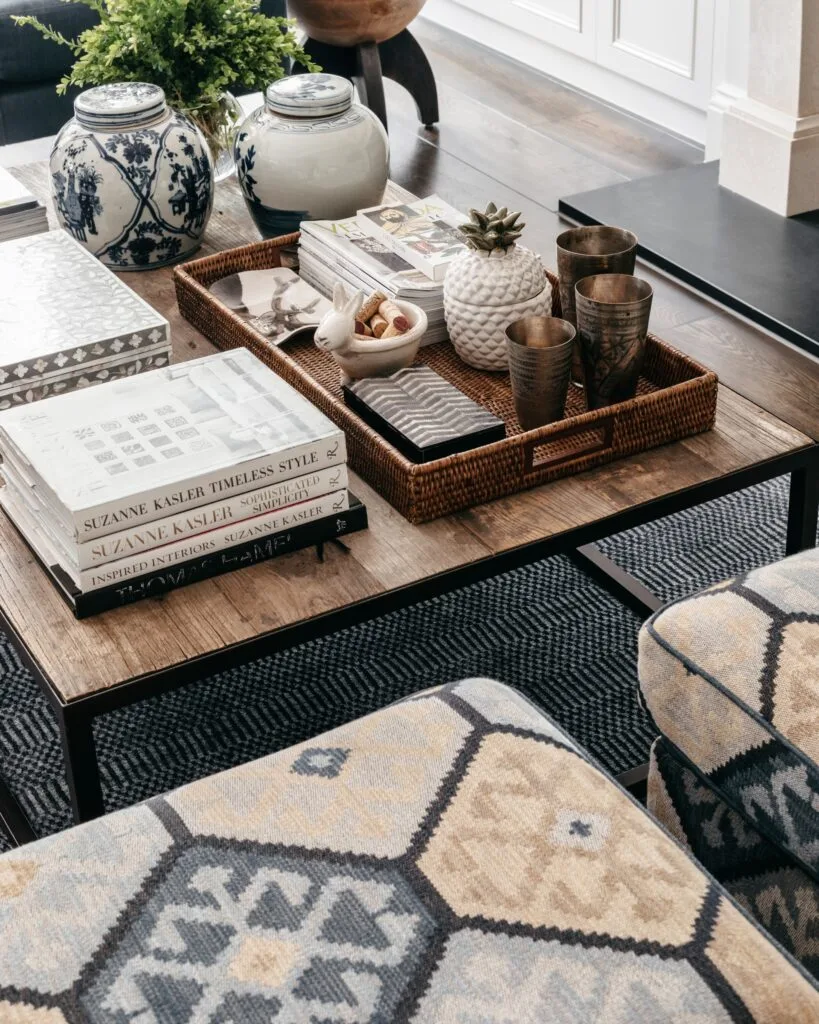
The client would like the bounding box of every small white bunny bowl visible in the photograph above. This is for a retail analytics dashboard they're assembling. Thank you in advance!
[314,284,428,382]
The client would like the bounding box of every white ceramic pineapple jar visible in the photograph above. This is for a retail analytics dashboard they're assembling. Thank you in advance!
[444,204,552,371]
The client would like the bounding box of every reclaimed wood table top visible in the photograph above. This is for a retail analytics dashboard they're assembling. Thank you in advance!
[1,164,813,704]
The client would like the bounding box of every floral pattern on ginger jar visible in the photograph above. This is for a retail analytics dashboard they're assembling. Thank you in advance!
[50,82,214,270]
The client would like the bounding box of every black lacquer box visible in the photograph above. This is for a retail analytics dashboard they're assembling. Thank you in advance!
[343,366,506,463]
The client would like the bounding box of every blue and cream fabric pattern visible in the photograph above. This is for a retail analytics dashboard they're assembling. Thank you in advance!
[641,548,819,980]
[640,549,819,875]
[1,679,817,1021]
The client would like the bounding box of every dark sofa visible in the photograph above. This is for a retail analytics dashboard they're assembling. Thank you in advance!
[0,0,287,145]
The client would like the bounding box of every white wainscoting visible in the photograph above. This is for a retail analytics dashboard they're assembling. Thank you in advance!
[461,0,596,58]
[422,0,743,145]
[596,0,715,108]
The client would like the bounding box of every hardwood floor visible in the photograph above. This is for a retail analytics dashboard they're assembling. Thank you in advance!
[388,19,819,441]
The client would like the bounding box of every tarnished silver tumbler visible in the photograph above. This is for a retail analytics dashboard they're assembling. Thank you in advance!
[505,316,575,431]
[556,226,639,327]
[574,274,653,410]
[556,226,638,385]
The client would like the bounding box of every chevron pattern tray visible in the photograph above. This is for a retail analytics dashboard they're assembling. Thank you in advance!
[343,367,505,462]
[176,242,719,524]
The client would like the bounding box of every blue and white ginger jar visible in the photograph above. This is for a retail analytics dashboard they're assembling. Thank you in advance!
[50,82,214,270]
[234,73,389,238]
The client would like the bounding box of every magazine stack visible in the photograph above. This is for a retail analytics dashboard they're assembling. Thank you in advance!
[0,349,365,617]
[298,193,466,346]
[0,166,48,242]
[0,231,171,411]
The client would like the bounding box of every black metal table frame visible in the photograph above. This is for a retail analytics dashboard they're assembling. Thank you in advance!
[1,444,817,846]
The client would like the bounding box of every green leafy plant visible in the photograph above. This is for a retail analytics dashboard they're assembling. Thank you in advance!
[460,202,524,253]
[14,0,319,154]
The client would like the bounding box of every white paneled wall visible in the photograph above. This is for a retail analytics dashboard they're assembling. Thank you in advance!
[454,0,595,57]
[423,0,749,146]
[597,0,714,108]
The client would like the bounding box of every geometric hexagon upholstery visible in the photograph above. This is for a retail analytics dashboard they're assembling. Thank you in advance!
[639,548,819,980]
[1,678,817,1022]
[648,731,819,984]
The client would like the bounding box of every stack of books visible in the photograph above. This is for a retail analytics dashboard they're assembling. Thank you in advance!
[0,231,171,411]
[0,167,47,242]
[298,192,466,347]
[0,349,366,617]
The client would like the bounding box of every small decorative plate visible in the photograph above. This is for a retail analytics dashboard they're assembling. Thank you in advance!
[209,267,331,345]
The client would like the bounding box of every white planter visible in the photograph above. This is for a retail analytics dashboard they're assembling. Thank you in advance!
[50,83,214,270]
[234,74,389,238]
[444,245,552,370]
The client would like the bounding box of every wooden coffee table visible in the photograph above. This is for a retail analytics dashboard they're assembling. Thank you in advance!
[1,167,817,843]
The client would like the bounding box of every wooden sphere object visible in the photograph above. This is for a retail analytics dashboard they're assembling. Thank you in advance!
[288,0,428,46]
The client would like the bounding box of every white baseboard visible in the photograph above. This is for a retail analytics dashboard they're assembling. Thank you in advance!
[421,0,707,145]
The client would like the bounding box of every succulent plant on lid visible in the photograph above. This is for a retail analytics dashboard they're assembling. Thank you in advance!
[460,204,524,251]
[444,202,552,371]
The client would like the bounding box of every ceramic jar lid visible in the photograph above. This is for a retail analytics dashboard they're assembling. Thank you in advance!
[265,74,354,118]
[74,83,168,132]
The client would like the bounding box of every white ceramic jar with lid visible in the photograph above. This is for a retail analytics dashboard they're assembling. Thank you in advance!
[234,73,389,237]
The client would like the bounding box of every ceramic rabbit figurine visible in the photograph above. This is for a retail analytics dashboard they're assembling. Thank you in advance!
[314,281,428,382]
[314,283,365,357]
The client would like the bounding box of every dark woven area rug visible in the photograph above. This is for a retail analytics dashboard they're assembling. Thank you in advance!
[0,474,801,851]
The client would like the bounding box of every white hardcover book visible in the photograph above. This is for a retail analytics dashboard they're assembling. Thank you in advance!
[0,487,67,586]
[1,482,349,593]
[0,349,346,541]
[1,471,84,577]
[4,461,348,570]
[355,199,467,282]
[299,215,431,289]
[70,489,350,592]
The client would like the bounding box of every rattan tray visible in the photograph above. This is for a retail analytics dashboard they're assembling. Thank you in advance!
[174,234,719,523]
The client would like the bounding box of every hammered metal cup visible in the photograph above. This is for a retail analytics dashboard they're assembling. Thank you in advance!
[575,274,653,410]
[505,316,575,431]
[556,226,638,385]
[556,226,639,326]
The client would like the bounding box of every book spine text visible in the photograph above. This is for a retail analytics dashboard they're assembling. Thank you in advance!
[75,432,347,541]
[79,489,350,591]
[74,464,348,569]
[73,502,367,618]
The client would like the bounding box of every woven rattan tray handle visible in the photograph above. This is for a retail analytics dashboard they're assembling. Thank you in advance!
[522,416,615,477]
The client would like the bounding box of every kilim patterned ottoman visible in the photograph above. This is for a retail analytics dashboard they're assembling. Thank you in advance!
[1,678,817,1022]
[640,548,819,985]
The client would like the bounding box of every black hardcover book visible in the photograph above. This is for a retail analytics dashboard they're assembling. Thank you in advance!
[342,366,506,463]
[6,497,367,619]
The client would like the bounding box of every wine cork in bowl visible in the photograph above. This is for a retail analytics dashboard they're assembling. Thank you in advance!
[327,299,428,381]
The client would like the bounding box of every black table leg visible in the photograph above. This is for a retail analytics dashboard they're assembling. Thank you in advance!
[786,460,819,555]
[0,773,36,846]
[57,702,105,824]
[570,544,663,621]
[355,41,388,131]
[379,29,440,128]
